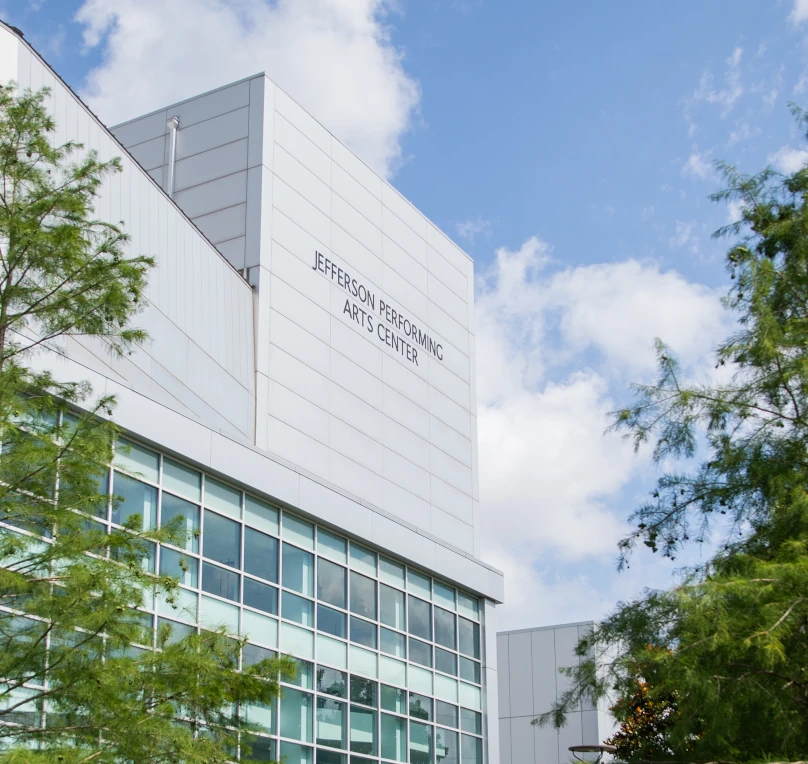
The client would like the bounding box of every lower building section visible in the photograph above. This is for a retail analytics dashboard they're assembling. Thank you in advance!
[497,624,614,764]
[102,430,490,764]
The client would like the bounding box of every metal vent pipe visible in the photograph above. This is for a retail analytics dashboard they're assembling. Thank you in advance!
[165,116,179,198]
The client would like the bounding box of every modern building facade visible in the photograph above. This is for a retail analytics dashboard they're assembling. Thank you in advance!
[0,20,503,764]
[497,623,614,764]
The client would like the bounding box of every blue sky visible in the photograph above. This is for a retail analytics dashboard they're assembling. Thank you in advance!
[6,0,808,629]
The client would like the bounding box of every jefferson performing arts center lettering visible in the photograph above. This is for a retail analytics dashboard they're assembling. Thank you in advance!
[312,250,444,367]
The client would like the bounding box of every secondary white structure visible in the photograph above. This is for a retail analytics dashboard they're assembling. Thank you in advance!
[497,624,614,764]
[0,21,503,764]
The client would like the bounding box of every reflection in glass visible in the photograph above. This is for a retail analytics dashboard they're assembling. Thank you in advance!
[159,546,198,587]
[244,527,278,583]
[380,584,405,630]
[434,607,456,650]
[317,749,345,764]
[160,493,200,552]
[461,734,482,764]
[350,572,376,620]
[283,514,314,550]
[202,562,239,601]
[408,596,431,641]
[436,700,458,729]
[460,708,482,735]
[380,627,406,659]
[317,666,347,698]
[350,706,376,755]
[378,557,405,588]
[435,648,457,676]
[350,617,376,649]
[409,693,432,721]
[243,578,278,615]
[280,688,313,742]
[437,728,458,764]
[458,618,480,659]
[316,697,346,749]
[380,685,406,714]
[317,605,347,639]
[459,656,481,684]
[283,591,314,627]
[349,543,376,576]
[350,676,376,707]
[290,658,314,689]
[162,458,201,501]
[381,713,407,762]
[407,569,431,600]
[203,509,240,568]
[280,741,313,764]
[318,528,347,563]
[112,473,157,529]
[242,735,275,762]
[409,638,432,668]
[409,721,433,764]
[243,643,275,667]
[283,544,314,597]
[318,558,347,608]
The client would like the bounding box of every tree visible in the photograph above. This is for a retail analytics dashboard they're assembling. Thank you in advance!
[0,84,295,762]
[537,106,808,762]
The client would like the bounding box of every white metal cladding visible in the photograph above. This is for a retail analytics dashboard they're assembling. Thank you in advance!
[112,74,482,560]
[0,26,256,442]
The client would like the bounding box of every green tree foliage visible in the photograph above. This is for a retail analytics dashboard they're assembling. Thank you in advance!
[536,106,808,762]
[0,85,296,762]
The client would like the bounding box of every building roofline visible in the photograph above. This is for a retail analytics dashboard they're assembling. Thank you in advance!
[497,620,595,636]
[0,19,251,288]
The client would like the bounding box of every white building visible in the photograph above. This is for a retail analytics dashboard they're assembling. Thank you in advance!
[497,624,614,764]
[0,20,504,764]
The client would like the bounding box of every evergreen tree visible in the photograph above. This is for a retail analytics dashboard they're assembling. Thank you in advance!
[0,84,295,762]
[537,106,808,762]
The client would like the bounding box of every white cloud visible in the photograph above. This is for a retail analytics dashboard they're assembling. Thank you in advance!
[74,0,420,178]
[792,0,808,24]
[669,220,696,251]
[727,199,745,224]
[692,47,744,117]
[770,145,808,174]
[475,239,728,627]
[455,216,492,244]
[681,151,713,180]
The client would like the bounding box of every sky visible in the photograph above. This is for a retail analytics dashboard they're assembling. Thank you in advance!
[5,0,808,632]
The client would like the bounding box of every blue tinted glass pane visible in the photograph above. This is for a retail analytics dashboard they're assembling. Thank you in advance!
[202,562,239,601]
[283,591,314,627]
[350,617,376,649]
[318,558,346,608]
[380,628,406,659]
[458,618,480,659]
[112,473,157,529]
[245,527,278,582]
[203,510,240,568]
[435,648,457,676]
[243,643,276,667]
[161,493,200,553]
[317,605,346,639]
[409,721,432,764]
[159,546,198,587]
[350,572,376,620]
[244,578,278,615]
[317,667,347,698]
[407,597,431,640]
[409,693,432,721]
[459,657,480,684]
[461,734,482,764]
[283,544,314,597]
[409,638,432,668]
[434,608,456,650]
[436,728,458,764]
[436,701,458,728]
[460,708,481,735]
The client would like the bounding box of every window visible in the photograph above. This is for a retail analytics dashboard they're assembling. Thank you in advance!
[317,750,345,764]
[408,596,431,641]
[459,657,480,684]
[280,742,312,764]
[460,708,481,735]
[203,510,240,568]
[350,617,376,649]
[409,638,432,668]
[434,608,456,650]
[407,569,431,600]
[242,736,275,762]
[317,667,347,698]
[433,581,455,611]
[409,693,432,722]
[350,706,376,755]
[436,701,458,729]
[458,618,480,659]
[318,605,346,639]
[280,688,313,742]
[350,677,376,708]
[115,438,158,481]
[380,714,406,762]
[318,558,347,608]
[316,697,346,749]
[283,544,314,597]
[461,734,482,764]
[202,562,238,601]
[378,557,405,588]
[284,514,314,550]
[318,529,347,563]
[380,685,406,714]
[205,477,241,518]
[349,544,376,576]
[243,643,275,667]
[112,473,157,529]
[244,527,278,583]
[380,628,405,659]
[245,495,279,535]
[379,584,405,630]
[435,648,457,676]
[409,721,433,764]
[349,572,376,620]
[290,658,314,689]
[436,729,458,764]
[160,493,199,552]
[160,546,198,587]
[162,458,201,502]
[283,591,314,627]
[243,578,278,615]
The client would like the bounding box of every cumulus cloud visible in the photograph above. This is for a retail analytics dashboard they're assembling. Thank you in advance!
[74,0,420,178]
[681,151,713,180]
[770,145,808,174]
[692,46,744,116]
[792,0,808,24]
[475,238,727,627]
